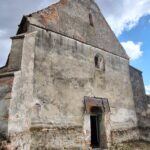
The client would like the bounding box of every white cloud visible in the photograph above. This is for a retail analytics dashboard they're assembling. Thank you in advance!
[97,0,150,36]
[145,85,150,95]
[121,41,143,60]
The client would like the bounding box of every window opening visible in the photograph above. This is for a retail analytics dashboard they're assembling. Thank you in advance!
[89,13,94,27]
[95,55,99,68]
[94,54,105,71]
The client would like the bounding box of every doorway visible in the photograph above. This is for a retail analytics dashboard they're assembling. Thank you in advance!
[90,106,102,148]
[90,115,101,148]
[84,97,110,149]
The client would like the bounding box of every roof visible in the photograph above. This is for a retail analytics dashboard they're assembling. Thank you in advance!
[130,65,142,74]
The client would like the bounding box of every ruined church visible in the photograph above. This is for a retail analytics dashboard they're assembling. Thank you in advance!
[0,0,150,149]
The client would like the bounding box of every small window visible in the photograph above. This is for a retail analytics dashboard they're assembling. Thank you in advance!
[95,55,99,68]
[89,13,94,27]
[94,54,105,71]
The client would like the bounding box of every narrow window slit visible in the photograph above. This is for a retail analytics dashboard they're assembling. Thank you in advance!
[89,13,94,27]
[95,55,99,68]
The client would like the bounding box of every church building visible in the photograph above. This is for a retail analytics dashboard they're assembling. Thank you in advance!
[0,0,150,149]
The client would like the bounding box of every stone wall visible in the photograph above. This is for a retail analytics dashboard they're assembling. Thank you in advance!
[129,66,150,142]
[147,95,150,104]
[0,73,14,139]
[6,32,37,150]
[23,28,137,148]
[30,126,83,150]
[141,95,150,142]
[129,66,147,120]
[0,28,138,149]
[0,36,24,73]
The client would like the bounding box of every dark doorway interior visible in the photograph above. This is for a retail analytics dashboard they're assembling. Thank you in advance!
[90,115,100,148]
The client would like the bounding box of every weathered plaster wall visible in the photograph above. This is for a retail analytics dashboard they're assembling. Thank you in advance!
[129,66,147,118]
[23,29,137,148]
[129,66,150,142]
[6,32,37,150]
[0,37,24,73]
[140,95,150,142]
[0,19,139,150]
[0,75,14,139]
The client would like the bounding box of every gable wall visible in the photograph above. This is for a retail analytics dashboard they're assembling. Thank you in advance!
[26,0,128,59]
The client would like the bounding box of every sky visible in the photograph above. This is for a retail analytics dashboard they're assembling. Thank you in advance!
[0,0,150,94]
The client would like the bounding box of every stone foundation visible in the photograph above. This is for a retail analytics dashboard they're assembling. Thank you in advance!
[111,127,140,144]
[30,126,84,150]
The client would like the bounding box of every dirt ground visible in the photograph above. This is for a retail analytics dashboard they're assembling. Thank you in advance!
[111,141,150,150]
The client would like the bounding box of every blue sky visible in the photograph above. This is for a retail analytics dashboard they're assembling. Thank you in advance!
[119,15,150,87]
[0,0,150,94]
